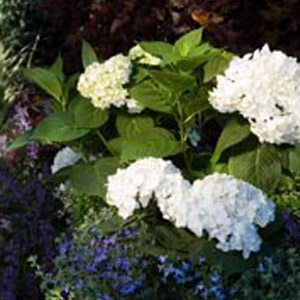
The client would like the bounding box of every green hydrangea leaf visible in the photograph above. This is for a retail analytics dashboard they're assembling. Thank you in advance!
[211,117,251,163]
[23,68,63,102]
[32,112,89,142]
[139,41,179,64]
[120,128,185,163]
[49,54,64,83]
[71,97,109,129]
[288,145,300,174]
[81,40,99,68]
[174,28,203,57]
[181,85,211,123]
[116,114,155,138]
[7,130,34,150]
[189,239,256,277]
[69,157,119,198]
[203,53,233,83]
[129,80,175,114]
[147,69,197,94]
[228,143,281,193]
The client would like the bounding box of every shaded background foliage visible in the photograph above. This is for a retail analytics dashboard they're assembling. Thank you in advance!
[0,158,65,300]
[2,0,298,73]
[31,0,300,74]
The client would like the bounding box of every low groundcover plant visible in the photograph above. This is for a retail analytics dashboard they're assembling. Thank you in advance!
[9,27,300,296]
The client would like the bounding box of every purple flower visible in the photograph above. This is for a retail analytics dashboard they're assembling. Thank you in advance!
[0,160,64,299]
[157,255,167,264]
[75,280,83,290]
[101,272,118,280]
[26,142,39,160]
[211,271,221,283]
[98,294,111,300]
[12,102,31,132]
[282,212,300,243]
[93,250,107,264]
[114,257,131,272]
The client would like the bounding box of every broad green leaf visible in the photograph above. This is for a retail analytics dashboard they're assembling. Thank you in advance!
[189,43,213,56]
[98,215,127,234]
[277,147,290,170]
[139,41,179,64]
[181,85,211,123]
[49,54,64,83]
[152,225,198,253]
[81,40,99,68]
[131,66,148,83]
[23,68,63,102]
[32,112,89,142]
[289,145,300,174]
[69,157,119,198]
[211,118,251,163]
[148,69,197,94]
[72,97,109,128]
[107,137,123,156]
[69,164,102,196]
[8,130,34,150]
[94,157,120,194]
[228,143,281,193]
[174,28,203,57]
[189,239,256,277]
[120,128,185,163]
[203,54,231,83]
[64,73,80,101]
[176,52,218,72]
[129,80,175,114]
[116,114,154,138]
[139,41,173,57]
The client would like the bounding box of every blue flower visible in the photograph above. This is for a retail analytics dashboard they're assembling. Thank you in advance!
[114,257,131,272]
[75,280,83,290]
[210,271,221,283]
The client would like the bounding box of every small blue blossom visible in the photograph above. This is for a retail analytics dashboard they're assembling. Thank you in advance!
[75,280,84,290]
[211,271,221,283]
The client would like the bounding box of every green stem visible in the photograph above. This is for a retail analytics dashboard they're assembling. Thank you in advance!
[61,97,67,112]
[95,130,114,156]
[176,96,192,173]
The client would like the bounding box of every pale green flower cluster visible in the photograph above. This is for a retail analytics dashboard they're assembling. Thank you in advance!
[209,45,300,145]
[77,54,143,112]
[106,157,276,259]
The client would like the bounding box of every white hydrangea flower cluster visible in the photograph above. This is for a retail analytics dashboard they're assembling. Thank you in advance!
[106,157,190,220]
[209,45,300,145]
[129,45,162,66]
[187,173,275,259]
[51,147,82,174]
[106,158,275,259]
[77,54,143,113]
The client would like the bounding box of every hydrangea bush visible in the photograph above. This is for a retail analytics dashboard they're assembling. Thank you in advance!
[9,27,300,277]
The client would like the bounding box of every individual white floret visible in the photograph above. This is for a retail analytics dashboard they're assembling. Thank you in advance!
[51,147,82,174]
[209,44,300,145]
